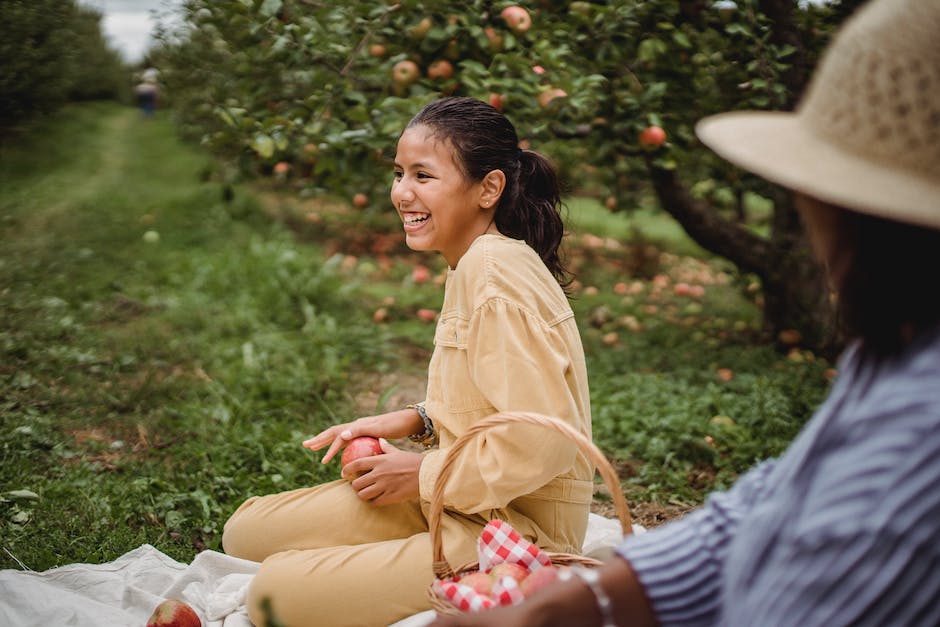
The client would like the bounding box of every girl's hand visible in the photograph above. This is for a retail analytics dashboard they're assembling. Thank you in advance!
[343,439,423,506]
[302,408,425,464]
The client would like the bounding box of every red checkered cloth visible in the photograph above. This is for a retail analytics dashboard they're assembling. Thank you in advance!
[432,520,553,613]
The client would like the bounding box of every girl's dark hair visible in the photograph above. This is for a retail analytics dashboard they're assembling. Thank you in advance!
[836,210,940,357]
[406,97,571,289]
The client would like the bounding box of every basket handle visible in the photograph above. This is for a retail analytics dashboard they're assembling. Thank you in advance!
[427,411,632,580]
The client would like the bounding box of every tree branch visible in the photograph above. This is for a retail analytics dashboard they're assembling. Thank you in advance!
[644,159,772,278]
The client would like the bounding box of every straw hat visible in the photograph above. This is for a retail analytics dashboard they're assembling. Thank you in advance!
[695,0,940,230]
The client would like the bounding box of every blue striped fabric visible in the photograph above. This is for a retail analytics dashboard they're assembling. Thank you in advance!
[617,325,940,626]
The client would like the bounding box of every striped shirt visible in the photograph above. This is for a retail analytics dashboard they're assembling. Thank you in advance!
[617,324,940,626]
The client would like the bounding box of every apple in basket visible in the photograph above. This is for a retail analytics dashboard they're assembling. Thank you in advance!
[146,599,201,627]
[459,571,495,596]
[519,565,561,598]
[341,436,384,471]
[489,562,529,584]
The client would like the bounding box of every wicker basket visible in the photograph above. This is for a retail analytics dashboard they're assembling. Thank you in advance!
[425,411,633,615]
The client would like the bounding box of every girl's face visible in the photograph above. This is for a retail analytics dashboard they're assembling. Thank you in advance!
[391,125,499,268]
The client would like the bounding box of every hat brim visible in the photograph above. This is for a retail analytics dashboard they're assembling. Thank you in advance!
[695,111,940,230]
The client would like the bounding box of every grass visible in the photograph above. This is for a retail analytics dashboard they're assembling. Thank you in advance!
[1,102,834,571]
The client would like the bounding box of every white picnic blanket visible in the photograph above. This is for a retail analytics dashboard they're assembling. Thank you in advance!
[0,513,640,626]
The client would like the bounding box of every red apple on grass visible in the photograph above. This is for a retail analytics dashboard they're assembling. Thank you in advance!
[416,308,438,322]
[411,264,431,283]
[147,599,201,627]
[341,436,384,474]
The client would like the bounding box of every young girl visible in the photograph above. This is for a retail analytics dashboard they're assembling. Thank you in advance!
[222,96,594,626]
[430,1,940,625]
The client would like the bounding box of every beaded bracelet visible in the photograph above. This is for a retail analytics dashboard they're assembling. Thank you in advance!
[406,403,437,448]
[559,566,617,627]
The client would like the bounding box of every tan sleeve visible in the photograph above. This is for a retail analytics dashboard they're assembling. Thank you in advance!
[418,298,581,513]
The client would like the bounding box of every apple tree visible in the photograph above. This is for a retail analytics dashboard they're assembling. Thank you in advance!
[152,0,862,354]
[0,0,128,132]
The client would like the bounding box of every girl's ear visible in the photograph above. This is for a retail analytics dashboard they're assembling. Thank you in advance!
[479,169,506,209]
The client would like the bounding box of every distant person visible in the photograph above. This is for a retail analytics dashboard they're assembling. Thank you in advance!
[135,68,159,117]
[429,0,940,625]
[222,97,596,626]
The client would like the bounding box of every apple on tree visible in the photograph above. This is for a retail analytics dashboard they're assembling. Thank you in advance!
[408,17,432,40]
[638,125,667,149]
[500,6,532,33]
[427,59,454,80]
[488,93,506,112]
[537,88,567,109]
[392,60,420,89]
[146,599,202,627]
[352,192,369,208]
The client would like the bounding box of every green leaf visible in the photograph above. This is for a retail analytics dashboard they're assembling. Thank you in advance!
[672,32,692,49]
[251,133,275,158]
[259,0,282,19]
[6,489,40,501]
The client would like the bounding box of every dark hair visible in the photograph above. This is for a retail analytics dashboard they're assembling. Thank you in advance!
[406,97,571,288]
[836,210,940,357]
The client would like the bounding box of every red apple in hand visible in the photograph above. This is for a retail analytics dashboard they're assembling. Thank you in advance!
[146,599,201,627]
[341,436,384,475]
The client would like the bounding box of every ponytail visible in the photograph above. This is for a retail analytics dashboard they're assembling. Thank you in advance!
[405,97,572,291]
[495,150,571,289]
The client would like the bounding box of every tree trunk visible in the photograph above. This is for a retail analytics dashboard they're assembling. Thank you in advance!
[638,0,845,356]
[645,163,839,357]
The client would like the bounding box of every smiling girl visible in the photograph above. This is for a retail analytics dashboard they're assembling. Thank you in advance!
[221,97,594,626]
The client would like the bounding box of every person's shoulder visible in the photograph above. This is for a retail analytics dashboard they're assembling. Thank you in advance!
[457,234,570,315]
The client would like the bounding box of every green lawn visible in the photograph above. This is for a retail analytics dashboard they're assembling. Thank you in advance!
[1,102,833,571]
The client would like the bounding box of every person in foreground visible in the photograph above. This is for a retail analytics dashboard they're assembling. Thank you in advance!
[222,97,595,626]
[430,0,940,625]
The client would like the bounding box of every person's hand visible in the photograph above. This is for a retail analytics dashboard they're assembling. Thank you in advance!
[302,408,424,464]
[342,439,423,506]
[428,557,658,627]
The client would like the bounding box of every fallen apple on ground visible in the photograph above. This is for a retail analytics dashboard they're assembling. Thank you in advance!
[146,599,201,627]
[341,436,384,473]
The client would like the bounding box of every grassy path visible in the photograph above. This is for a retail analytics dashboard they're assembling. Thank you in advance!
[1,103,396,569]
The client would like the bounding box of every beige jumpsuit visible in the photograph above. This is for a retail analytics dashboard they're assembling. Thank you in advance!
[222,234,594,626]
